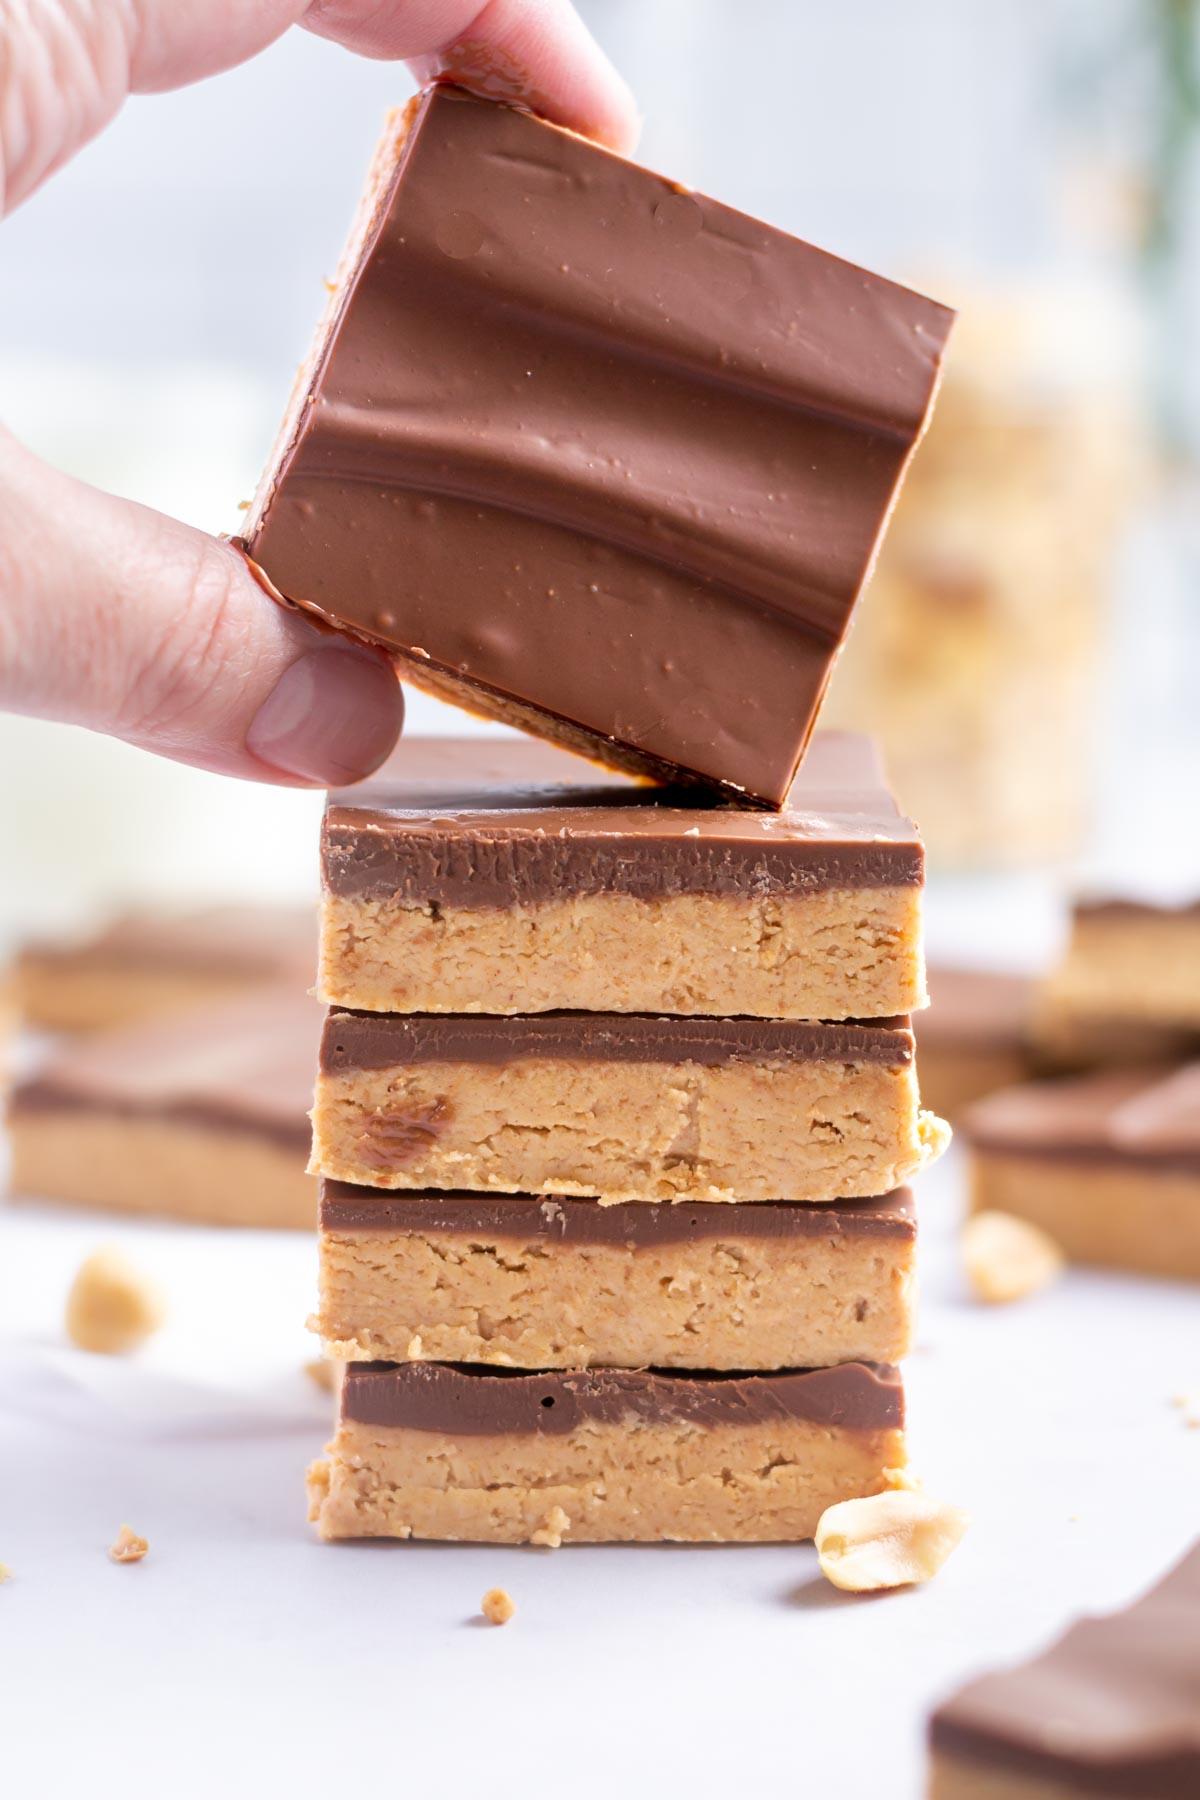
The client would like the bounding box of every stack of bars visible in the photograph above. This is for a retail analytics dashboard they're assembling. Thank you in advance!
[305,735,947,1545]
[6,907,320,1230]
[239,79,953,1544]
[910,904,1200,1285]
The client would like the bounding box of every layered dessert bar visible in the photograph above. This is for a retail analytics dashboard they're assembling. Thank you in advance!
[1036,899,1200,1060]
[13,903,315,1033]
[315,1183,917,1369]
[308,1360,907,1543]
[964,1064,1200,1281]
[319,733,926,1020]
[8,989,319,1228]
[312,1010,946,1202]
[915,966,1037,1119]
[241,84,952,805]
[930,1542,1199,1797]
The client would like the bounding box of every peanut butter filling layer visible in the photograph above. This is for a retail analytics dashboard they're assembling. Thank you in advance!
[312,1053,946,1203]
[315,1188,916,1368]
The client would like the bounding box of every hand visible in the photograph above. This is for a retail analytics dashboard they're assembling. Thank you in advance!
[0,2,636,786]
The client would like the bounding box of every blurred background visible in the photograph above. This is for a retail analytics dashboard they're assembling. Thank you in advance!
[1,0,1198,964]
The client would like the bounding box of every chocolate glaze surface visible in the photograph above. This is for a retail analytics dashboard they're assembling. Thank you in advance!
[931,1544,1200,1797]
[964,1064,1200,1175]
[340,1359,904,1435]
[12,989,318,1151]
[323,732,923,904]
[319,1181,915,1242]
[321,1009,914,1073]
[243,85,952,805]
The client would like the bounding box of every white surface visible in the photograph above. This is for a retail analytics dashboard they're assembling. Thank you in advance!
[1,1149,1196,1799]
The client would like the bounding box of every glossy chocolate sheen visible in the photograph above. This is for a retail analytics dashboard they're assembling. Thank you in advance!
[341,1359,904,1435]
[319,1181,915,1242]
[321,1009,914,1073]
[11,988,318,1151]
[964,1064,1200,1175]
[243,85,953,806]
[322,732,923,904]
[931,1544,1200,1797]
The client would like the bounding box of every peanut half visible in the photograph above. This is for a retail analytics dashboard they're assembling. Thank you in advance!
[109,1525,149,1564]
[816,1489,969,1592]
[65,1248,165,1354]
[963,1209,1063,1304]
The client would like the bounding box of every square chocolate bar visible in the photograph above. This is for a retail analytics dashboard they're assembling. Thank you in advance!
[318,732,926,1019]
[242,85,953,804]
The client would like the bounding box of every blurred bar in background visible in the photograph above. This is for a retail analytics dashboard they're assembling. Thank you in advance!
[827,283,1146,868]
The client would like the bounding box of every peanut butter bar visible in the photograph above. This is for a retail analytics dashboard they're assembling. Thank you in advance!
[319,733,926,1020]
[312,1010,947,1203]
[964,1064,1200,1282]
[315,1183,917,1370]
[241,84,952,806]
[1036,898,1200,1061]
[930,1543,1199,1797]
[13,903,315,1033]
[8,989,318,1229]
[915,965,1037,1119]
[308,1360,907,1543]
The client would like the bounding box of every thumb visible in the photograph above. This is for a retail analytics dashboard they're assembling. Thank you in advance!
[0,428,404,786]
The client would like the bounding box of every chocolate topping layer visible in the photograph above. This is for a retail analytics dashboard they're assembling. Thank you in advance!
[243,85,952,805]
[340,1359,904,1435]
[319,1182,915,1242]
[321,1010,914,1074]
[916,965,1035,1052]
[931,1544,1200,1797]
[1074,897,1200,922]
[322,732,923,905]
[11,989,318,1151]
[964,1064,1200,1175]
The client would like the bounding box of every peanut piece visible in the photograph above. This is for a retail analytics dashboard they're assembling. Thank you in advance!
[918,1111,953,1164]
[65,1248,165,1354]
[884,1465,924,1492]
[963,1209,1063,1304]
[109,1525,149,1564]
[481,1587,515,1626]
[0,1564,12,1584]
[816,1490,969,1592]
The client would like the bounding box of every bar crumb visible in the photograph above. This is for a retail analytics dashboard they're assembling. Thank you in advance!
[481,1587,515,1626]
[530,1505,571,1549]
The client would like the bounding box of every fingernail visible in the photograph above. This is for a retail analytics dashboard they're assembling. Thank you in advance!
[246,643,404,786]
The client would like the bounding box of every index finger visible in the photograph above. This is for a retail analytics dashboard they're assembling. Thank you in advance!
[302,0,639,153]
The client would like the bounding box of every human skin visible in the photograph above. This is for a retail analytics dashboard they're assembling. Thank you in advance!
[0,1,636,786]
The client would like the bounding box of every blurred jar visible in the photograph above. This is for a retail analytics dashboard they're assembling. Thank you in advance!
[826,283,1146,869]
